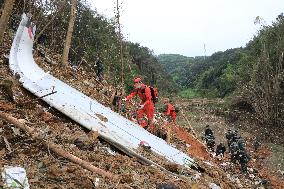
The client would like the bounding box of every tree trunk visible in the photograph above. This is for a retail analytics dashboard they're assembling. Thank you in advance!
[0,0,16,44]
[61,0,77,67]
[116,0,124,85]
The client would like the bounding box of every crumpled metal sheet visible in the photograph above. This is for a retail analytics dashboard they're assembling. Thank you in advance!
[9,13,194,167]
[2,166,30,189]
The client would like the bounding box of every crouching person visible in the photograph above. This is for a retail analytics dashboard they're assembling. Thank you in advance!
[161,98,177,143]
[215,143,226,159]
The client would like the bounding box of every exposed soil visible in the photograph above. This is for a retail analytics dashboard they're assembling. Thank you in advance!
[173,126,210,161]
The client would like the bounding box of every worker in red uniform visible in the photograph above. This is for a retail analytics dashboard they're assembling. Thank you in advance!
[162,98,177,123]
[162,98,177,143]
[124,77,155,131]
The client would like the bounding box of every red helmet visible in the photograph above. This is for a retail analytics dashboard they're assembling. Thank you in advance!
[134,77,141,83]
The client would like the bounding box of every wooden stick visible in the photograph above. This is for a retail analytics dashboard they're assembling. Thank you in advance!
[180,109,197,136]
[19,90,57,105]
[179,110,208,150]
[0,112,119,181]
[3,136,12,153]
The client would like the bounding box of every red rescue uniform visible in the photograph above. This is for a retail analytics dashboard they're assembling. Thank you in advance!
[126,84,155,128]
[164,102,177,123]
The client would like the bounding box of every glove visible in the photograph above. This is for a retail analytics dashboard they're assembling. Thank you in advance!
[139,104,145,109]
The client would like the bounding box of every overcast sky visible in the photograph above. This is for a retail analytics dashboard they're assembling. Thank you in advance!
[88,0,283,57]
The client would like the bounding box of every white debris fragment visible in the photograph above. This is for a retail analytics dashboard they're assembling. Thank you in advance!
[247,167,254,173]
[2,166,30,189]
[94,177,100,187]
[227,174,232,180]
[237,183,243,188]
[277,169,284,176]
[235,178,241,185]
[204,161,213,166]
[249,173,255,179]
[193,173,201,181]
[102,146,116,155]
[11,127,21,136]
[220,162,229,169]
[209,182,221,189]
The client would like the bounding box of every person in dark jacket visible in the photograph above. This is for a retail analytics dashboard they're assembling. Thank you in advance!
[225,129,234,150]
[205,125,213,136]
[94,56,104,81]
[215,143,226,157]
[238,150,250,173]
[204,125,215,151]
[253,137,261,151]
[230,140,239,164]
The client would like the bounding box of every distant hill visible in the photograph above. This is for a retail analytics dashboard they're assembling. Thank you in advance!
[157,54,206,88]
[157,49,245,96]
[157,54,194,74]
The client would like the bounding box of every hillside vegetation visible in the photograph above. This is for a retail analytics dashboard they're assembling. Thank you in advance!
[158,14,284,127]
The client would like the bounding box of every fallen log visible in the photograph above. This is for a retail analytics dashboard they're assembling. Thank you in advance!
[0,112,119,181]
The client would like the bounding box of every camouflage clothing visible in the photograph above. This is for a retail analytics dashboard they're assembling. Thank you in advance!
[205,134,215,151]
[237,138,246,151]
[216,143,226,157]
[253,139,261,151]
[230,141,239,164]
[225,129,235,150]
[204,126,215,151]
[238,151,250,173]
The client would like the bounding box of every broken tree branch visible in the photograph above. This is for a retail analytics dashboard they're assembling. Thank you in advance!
[19,90,57,105]
[0,112,119,181]
[3,136,12,153]
[179,109,209,151]
[180,109,197,136]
